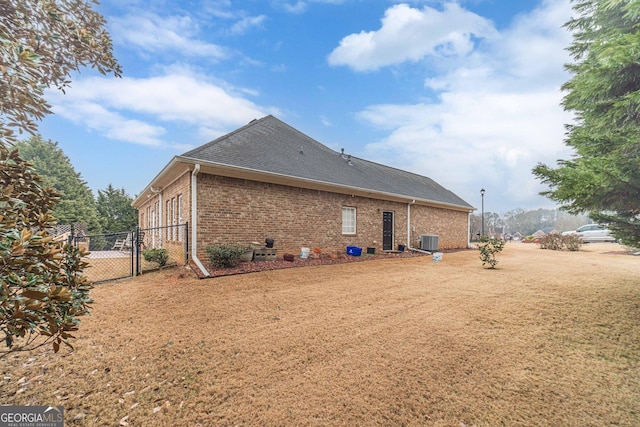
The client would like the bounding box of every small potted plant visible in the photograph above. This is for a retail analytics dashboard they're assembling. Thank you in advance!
[240,247,254,262]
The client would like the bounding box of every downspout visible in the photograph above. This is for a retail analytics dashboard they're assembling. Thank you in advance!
[191,164,210,277]
[407,200,432,254]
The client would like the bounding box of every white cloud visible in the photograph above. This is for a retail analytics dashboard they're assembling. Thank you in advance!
[111,12,227,59]
[229,15,267,35]
[274,0,347,14]
[54,102,166,147]
[203,0,235,19]
[328,3,497,71]
[320,115,332,126]
[49,70,278,147]
[356,0,575,212]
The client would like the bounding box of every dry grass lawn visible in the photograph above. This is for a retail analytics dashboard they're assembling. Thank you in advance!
[1,242,639,426]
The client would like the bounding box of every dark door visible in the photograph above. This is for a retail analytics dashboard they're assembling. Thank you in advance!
[382,211,394,251]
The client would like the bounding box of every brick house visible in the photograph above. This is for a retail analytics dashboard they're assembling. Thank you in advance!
[132,115,473,277]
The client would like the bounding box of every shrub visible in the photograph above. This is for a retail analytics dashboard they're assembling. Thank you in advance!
[206,244,245,268]
[537,233,583,251]
[142,248,169,267]
[477,236,506,269]
[539,233,564,250]
[563,234,584,251]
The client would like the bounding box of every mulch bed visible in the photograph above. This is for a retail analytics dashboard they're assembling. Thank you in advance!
[200,250,429,278]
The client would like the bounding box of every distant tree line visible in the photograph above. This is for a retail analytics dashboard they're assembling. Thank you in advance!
[15,135,138,235]
[470,208,589,239]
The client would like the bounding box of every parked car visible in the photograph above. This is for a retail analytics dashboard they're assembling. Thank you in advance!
[561,224,617,242]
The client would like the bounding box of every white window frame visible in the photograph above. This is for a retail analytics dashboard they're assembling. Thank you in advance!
[177,194,183,242]
[166,199,172,240]
[153,201,160,245]
[171,197,177,240]
[342,206,357,235]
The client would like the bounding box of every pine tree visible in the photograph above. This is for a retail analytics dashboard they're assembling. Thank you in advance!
[15,135,101,233]
[533,0,640,248]
[97,184,138,233]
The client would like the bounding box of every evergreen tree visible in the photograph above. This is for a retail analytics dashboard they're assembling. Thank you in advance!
[533,0,640,248]
[97,184,138,233]
[16,135,101,232]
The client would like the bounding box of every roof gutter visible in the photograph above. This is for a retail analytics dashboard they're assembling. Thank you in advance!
[190,164,210,278]
[132,157,182,208]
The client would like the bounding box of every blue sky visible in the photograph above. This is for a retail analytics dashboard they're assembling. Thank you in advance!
[40,0,575,214]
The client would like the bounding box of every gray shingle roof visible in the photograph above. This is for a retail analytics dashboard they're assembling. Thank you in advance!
[181,115,472,209]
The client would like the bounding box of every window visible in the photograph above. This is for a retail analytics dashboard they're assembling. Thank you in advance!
[162,196,183,241]
[172,197,177,240]
[342,207,356,234]
[153,201,159,242]
[166,199,172,240]
[177,195,183,241]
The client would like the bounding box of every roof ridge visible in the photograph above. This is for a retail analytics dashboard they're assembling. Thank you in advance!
[262,115,338,154]
[181,115,274,157]
[348,154,436,182]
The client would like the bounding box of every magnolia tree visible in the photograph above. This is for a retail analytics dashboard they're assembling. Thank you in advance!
[477,237,505,269]
[0,0,121,145]
[0,148,93,354]
[0,0,120,354]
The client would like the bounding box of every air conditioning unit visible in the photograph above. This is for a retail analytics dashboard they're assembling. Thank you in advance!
[419,234,439,251]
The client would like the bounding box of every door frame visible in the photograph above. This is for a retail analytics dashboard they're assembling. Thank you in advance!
[382,211,394,251]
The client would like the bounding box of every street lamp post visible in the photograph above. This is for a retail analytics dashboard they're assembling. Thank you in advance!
[480,188,485,238]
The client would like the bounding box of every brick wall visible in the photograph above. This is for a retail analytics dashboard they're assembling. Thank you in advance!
[409,205,470,250]
[136,171,191,244]
[137,171,471,262]
[194,174,469,260]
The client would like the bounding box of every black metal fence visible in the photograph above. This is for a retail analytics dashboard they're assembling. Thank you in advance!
[68,223,189,283]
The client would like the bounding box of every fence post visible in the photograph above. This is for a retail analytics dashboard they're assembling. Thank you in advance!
[135,226,141,276]
[68,223,75,246]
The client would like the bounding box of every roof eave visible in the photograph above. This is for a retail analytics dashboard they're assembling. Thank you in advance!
[176,156,473,212]
[132,157,187,208]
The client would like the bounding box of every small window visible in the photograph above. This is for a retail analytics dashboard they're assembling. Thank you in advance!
[342,207,356,234]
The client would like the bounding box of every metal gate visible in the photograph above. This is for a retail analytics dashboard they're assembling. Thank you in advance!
[69,223,189,283]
